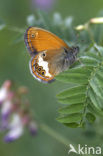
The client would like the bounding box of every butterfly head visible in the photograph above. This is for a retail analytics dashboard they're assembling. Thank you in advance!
[61,46,79,69]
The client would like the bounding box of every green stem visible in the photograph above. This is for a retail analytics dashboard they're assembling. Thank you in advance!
[40,123,70,147]
[86,28,94,43]
[7,25,25,33]
[85,23,94,42]
[40,123,93,156]
[33,111,77,149]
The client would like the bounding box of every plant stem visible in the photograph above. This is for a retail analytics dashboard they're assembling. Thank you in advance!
[86,27,94,43]
[40,123,71,147]
[7,25,25,33]
[85,23,94,42]
[33,112,77,149]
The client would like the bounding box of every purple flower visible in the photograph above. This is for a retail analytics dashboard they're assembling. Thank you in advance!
[0,92,14,130]
[4,114,23,143]
[32,0,55,11]
[0,87,8,105]
[1,100,12,118]
[3,113,38,143]
[0,80,38,143]
[0,80,12,105]
[1,100,12,129]
[28,121,38,135]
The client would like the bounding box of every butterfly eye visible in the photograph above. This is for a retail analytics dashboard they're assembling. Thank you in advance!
[42,52,46,58]
[64,48,68,54]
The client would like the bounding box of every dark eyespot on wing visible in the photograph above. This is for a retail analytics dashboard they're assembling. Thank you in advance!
[29,57,55,83]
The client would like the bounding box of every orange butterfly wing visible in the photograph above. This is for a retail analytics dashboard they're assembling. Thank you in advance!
[24,27,69,56]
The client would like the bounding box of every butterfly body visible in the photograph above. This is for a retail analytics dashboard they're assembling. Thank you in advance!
[24,27,79,83]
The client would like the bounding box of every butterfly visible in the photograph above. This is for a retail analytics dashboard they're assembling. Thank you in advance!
[24,27,79,83]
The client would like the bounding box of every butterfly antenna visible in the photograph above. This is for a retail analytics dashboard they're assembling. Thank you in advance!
[74,32,86,46]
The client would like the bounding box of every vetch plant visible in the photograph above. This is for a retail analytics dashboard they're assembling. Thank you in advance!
[0,80,71,148]
[0,80,12,105]
[0,80,37,143]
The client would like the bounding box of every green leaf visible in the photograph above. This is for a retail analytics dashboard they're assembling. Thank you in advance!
[56,73,88,84]
[57,85,86,98]
[80,57,99,66]
[97,67,103,80]
[88,101,103,117]
[57,113,82,123]
[85,52,102,62]
[86,112,96,123]
[88,87,103,110]
[59,104,84,114]
[94,43,103,56]
[64,66,93,76]
[58,93,86,105]
[89,78,103,99]
[64,122,79,128]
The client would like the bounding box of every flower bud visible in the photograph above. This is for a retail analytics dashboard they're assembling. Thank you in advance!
[90,17,103,24]
[75,25,85,31]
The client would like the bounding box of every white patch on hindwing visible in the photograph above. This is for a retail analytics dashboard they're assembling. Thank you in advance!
[38,55,52,77]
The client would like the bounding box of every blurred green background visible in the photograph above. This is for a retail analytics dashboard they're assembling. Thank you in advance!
[0,0,103,156]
